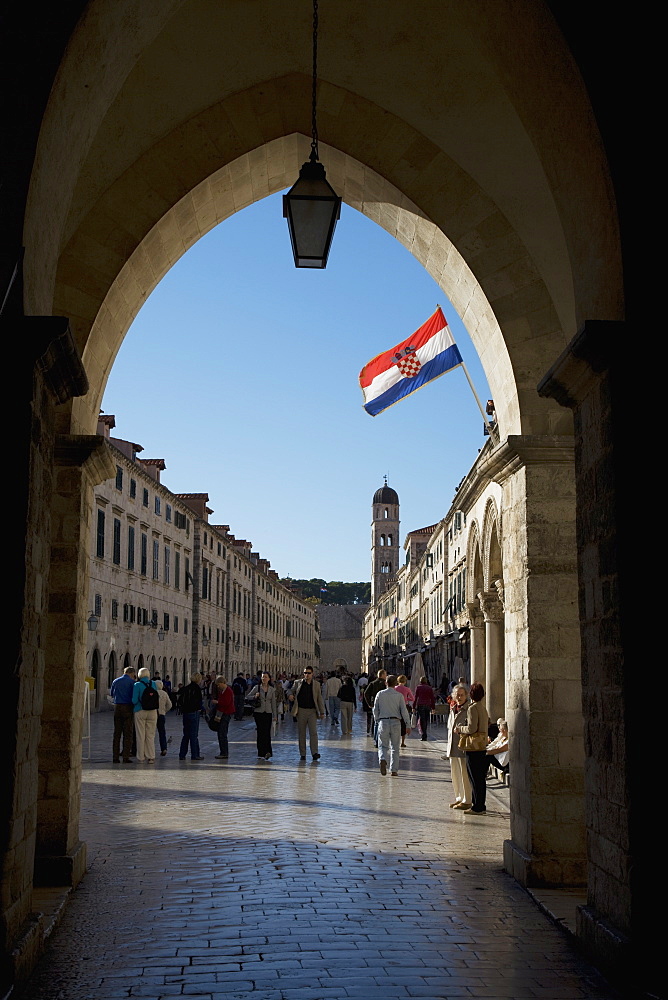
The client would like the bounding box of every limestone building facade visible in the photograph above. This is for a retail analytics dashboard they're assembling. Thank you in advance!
[364,457,506,715]
[87,416,317,710]
[316,603,369,676]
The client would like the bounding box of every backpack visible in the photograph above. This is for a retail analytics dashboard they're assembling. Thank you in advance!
[139,679,159,711]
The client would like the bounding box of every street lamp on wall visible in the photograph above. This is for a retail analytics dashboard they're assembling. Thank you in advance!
[283,0,341,267]
[87,613,99,631]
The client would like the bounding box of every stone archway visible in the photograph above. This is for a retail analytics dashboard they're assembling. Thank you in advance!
[466,522,485,688]
[106,650,117,695]
[3,1,630,989]
[480,502,505,722]
[36,142,587,892]
[89,649,100,710]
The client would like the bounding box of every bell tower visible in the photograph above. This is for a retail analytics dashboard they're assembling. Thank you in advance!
[371,478,400,604]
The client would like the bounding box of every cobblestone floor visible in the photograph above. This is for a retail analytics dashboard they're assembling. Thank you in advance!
[21,710,619,1000]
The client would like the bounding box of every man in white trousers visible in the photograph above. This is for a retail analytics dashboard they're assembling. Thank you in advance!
[372,674,411,776]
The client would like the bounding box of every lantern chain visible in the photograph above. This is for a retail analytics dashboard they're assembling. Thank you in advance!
[310,0,319,161]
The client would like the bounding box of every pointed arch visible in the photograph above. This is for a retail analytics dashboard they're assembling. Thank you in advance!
[466,520,484,604]
[481,497,502,590]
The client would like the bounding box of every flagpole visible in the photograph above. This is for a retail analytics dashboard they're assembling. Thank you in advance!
[461,361,496,438]
[436,304,496,440]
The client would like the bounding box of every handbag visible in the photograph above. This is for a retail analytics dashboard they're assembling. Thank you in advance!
[458,732,488,751]
[207,708,222,732]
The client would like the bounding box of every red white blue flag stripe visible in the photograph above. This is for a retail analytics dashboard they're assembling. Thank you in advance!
[359,307,463,416]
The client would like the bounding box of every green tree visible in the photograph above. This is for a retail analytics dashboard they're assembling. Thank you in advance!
[280,579,370,605]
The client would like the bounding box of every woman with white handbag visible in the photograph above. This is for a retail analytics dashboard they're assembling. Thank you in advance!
[455,682,489,815]
[446,684,472,809]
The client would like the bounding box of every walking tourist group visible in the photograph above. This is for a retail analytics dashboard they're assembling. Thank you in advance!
[110,665,509,815]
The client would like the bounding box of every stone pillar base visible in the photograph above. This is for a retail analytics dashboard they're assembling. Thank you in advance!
[33,840,86,888]
[3,912,42,995]
[576,905,629,972]
[504,839,586,888]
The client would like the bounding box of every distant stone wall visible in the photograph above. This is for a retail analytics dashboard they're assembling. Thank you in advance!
[317,604,370,675]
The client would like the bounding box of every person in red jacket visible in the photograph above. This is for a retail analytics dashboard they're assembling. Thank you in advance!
[414,675,436,741]
[213,676,235,759]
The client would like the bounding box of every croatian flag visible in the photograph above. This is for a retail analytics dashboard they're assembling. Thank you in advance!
[359,307,463,417]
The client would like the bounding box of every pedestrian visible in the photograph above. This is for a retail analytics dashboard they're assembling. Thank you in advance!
[110,665,136,763]
[445,684,472,808]
[395,674,414,748]
[455,681,490,814]
[364,670,387,742]
[338,676,357,734]
[232,674,246,720]
[275,679,288,720]
[324,672,342,726]
[486,719,509,775]
[179,672,204,760]
[132,666,160,763]
[211,675,235,759]
[289,666,325,761]
[248,671,278,761]
[414,675,436,741]
[155,679,173,757]
[373,674,411,776]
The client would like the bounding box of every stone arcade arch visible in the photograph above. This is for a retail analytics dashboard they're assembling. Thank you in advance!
[479,500,506,723]
[3,1,635,992]
[89,649,101,711]
[38,128,587,911]
[465,521,485,685]
[106,650,117,694]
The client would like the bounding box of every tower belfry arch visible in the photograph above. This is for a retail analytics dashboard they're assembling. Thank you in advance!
[2,0,637,992]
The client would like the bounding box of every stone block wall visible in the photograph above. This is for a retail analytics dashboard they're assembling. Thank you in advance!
[317,604,369,675]
[2,367,56,988]
[497,438,586,888]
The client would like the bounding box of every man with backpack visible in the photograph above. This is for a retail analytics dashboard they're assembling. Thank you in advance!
[132,666,160,762]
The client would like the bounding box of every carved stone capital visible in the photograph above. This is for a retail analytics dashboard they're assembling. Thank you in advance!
[466,600,485,630]
[478,589,504,623]
[54,434,117,487]
[537,320,624,409]
[26,317,89,403]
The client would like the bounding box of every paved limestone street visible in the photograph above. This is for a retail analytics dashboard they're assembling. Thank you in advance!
[22,708,619,1000]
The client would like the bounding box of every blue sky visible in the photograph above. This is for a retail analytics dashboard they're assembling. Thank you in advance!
[102,193,491,582]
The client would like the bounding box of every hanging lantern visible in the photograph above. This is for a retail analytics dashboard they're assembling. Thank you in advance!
[283,0,341,268]
[283,159,341,268]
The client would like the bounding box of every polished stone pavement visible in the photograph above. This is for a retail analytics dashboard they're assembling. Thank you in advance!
[20,709,620,1000]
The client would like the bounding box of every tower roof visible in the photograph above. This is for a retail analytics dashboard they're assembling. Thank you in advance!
[373,482,399,505]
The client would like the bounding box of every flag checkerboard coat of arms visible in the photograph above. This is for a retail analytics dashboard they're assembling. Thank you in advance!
[394,346,421,378]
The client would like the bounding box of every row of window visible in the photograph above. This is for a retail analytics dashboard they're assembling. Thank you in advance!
[114,467,190,529]
[96,510,191,588]
[94,593,190,633]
